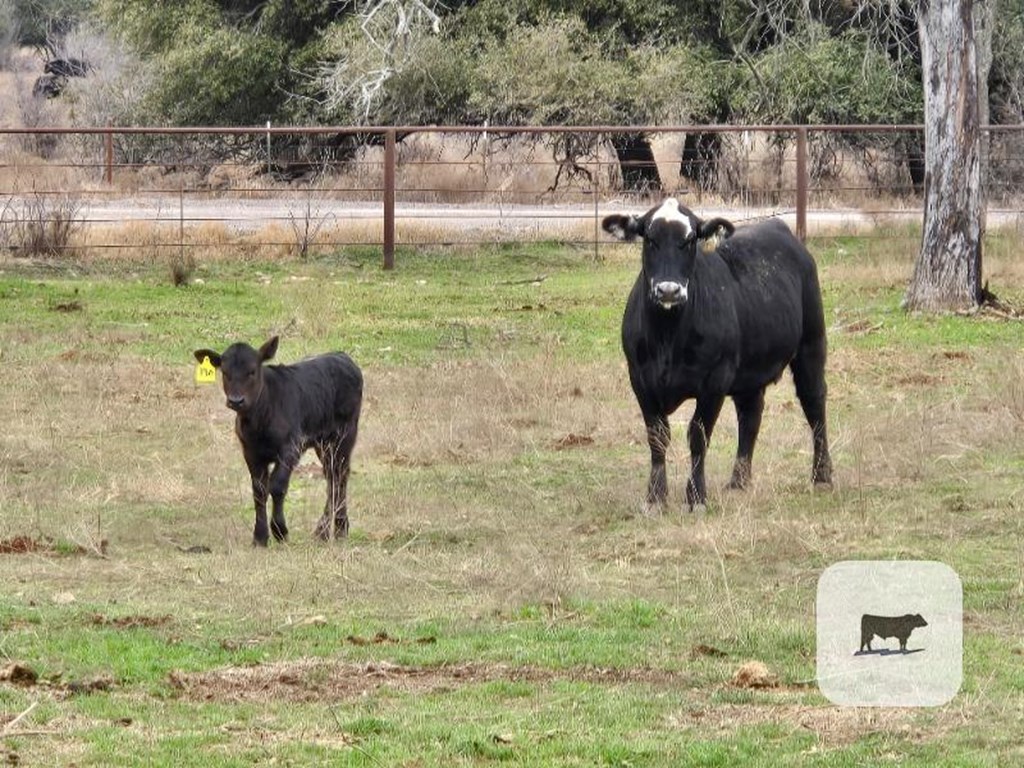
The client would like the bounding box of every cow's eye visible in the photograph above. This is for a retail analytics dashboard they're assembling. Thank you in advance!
[247,371,256,379]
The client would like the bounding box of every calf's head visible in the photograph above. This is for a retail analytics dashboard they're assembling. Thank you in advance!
[193,336,279,412]
[602,198,734,310]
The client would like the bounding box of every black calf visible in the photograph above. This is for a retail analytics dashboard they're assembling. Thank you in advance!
[193,337,362,546]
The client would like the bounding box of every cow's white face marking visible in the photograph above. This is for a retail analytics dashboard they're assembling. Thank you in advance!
[650,198,692,237]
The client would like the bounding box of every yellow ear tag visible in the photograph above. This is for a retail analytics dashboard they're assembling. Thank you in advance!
[195,356,217,385]
[701,233,721,254]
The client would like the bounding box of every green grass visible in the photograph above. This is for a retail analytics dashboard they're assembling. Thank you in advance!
[1,236,1022,765]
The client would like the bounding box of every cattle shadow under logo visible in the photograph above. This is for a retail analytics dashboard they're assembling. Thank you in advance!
[854,613,928,656]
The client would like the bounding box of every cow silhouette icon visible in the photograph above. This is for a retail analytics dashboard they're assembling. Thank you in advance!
[857,613,928,654]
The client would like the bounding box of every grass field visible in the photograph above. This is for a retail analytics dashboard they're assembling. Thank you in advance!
[1,232,1023,766]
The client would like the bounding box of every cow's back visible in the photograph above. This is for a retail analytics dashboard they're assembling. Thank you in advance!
[711,220,824,387]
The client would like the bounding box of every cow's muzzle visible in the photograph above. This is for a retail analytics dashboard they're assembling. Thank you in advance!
[226,396,246,411]
[652,280,687,309]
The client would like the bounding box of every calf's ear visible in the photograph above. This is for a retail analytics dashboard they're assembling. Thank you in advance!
[601,214,644,241]
[193,349,221,368]
[259,336,280,363]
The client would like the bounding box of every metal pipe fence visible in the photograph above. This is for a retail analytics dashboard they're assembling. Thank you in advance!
[2,124,1023,269]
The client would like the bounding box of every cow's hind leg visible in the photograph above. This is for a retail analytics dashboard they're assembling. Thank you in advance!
[641,410,671,510]
[685,394,725,509]
[728,389,765,490]
[313,443,335,540]
[790,339,832,485]
[314,426,356,540]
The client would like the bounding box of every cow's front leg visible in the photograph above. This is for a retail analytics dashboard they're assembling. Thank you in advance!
[268,444,300,543]
[246,457,271,547]
[642,410,671,509]
[685,394,725,510]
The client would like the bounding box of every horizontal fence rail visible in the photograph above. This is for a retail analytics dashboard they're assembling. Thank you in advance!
[2,124,1023,269]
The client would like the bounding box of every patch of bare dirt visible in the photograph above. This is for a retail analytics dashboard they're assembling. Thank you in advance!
[0,662,113,697]
[0,663,39,687]
[731,660,779,689]
[91,614,173,630]
[61,676,115,695]
[690,643,728,659]
[345,631,436,646]
[167,659,692,704]
[50,299,83,313]
[0,536,40,554]
[893,372,941,387]
[552,433,595,450]
[0,535,106,557]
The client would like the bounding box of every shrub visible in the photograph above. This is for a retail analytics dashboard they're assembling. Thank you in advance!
[1,192,83,258]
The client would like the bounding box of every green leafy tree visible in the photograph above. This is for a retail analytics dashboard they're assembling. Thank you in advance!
[736,25,919,124]
[94,0,218,54]
[145,23,286,125]
[94,0,345,126]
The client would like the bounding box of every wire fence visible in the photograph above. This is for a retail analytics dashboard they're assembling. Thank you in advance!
[2,124,1023,268]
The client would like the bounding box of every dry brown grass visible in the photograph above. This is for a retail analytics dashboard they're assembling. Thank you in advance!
[2,316,1021,624]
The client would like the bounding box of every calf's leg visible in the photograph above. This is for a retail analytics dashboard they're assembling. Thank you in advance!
[314,425,358,540]
[267,444,300,543]
[686,394,725,509]
[245,457,272,547]
[790,339,832,485]
[329,457,352,539]
[729,388,765,490]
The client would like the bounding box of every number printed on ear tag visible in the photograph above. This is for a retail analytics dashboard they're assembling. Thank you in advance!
[195,356,217,384]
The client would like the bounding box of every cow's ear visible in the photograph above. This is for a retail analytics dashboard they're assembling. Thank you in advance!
[697,217,735,253]
[194,349,221,368]
[259,336,279,363]
[602,214,644,241]
[698,217,735,241]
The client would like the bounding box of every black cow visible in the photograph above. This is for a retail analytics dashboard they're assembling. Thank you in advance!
[32,74,65,99]
[602,197,832,510]
[193,337,362,546]
[44,58,90,78]
[860,614,928,652]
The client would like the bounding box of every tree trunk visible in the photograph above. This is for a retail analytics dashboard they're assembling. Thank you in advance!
[611,133,662,194]
[680,132,722,193]
[905,0,992,312]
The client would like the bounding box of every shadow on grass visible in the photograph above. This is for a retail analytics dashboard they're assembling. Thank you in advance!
[852,648,925,657]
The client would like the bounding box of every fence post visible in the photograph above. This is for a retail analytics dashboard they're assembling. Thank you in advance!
[266,121,272,174]
[104,126,113,185]
[383,129,396,270]
[795,127,808,242]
